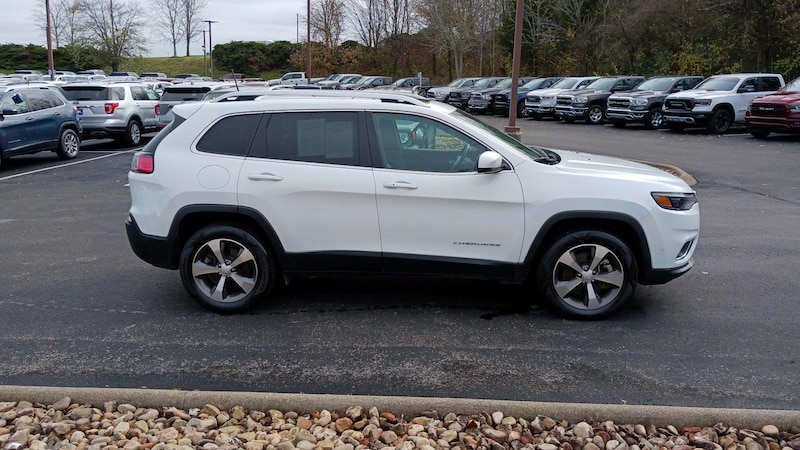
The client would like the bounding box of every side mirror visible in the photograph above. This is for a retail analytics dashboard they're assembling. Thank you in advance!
[2,107,17,115]
[477,151,505,174]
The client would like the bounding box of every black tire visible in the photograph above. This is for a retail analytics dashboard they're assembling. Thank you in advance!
[535,229,637,318]
[644,109,664,130]
[121,120,143,147]
[56,128,80,160]
[179,225,276,312]
[586,105,605,124]
[517,100,526,118]
[750,129,770,139]
[707,108,732,134]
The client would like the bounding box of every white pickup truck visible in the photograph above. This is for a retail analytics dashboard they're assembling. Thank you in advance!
[267,71,324,86]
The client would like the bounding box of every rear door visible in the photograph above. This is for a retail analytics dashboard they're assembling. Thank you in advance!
[24,92,61,147]
[130,85,157,129]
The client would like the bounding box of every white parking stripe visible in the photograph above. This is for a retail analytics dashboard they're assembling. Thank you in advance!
[0,150,137,182]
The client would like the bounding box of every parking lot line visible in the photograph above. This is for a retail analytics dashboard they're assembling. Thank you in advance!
[0,150,136,182]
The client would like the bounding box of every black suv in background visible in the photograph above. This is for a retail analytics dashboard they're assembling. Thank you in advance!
[555,76,645,124]
[0,87,81,168]
[606,76,705,129]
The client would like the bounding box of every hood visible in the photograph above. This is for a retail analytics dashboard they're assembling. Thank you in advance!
[666,90,736,100]
[473,87,503,94]
[559,88,604,97]
[750,91,800,104]
[612,90,664,99]
[527,87,567,97]
[552,150,688,188]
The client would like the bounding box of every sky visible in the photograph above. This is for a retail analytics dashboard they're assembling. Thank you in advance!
[0,0,308,57]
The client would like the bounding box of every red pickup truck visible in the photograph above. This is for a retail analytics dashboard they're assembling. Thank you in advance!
[745,76,800,138]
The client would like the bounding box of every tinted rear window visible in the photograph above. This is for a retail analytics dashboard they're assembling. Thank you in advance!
[62,86,125,101]
[160,88,211,101]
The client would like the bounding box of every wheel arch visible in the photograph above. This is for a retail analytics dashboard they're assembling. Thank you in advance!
[712,102,735,115]
[521,211,651,283]
[165,205,288,272]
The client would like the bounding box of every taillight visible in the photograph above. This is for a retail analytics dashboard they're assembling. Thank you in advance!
[104,102,119,114]
[131,153,154,174]
[154,104,160,115]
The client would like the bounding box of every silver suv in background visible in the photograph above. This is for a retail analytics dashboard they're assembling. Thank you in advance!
[61,82,160,146]
[156,82,232,127]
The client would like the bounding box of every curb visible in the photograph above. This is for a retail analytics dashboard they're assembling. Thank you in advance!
[2,385,798,430]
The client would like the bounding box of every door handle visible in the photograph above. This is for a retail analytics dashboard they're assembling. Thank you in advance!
[247,173,283,181]
[383,181,418,189]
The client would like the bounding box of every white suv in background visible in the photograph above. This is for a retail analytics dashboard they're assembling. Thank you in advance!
[662,73,785,133]
[125,91,700,318]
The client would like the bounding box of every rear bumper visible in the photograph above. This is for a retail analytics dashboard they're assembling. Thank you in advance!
[125,214,178,270]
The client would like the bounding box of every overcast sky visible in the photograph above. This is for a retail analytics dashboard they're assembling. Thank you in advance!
[0,0,309,58]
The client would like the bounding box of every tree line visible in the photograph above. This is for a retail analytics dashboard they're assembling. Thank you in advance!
[12,0,800,81]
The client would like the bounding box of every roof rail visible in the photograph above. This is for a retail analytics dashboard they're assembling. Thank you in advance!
[254,89,431,107]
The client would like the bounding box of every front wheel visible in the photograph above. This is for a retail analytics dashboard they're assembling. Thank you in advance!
[179,225,275,312]
[56,128,80,160]
[586,105,605,124]
[707,109,732,133]
[644,109,664,129]
[535,229,637,318]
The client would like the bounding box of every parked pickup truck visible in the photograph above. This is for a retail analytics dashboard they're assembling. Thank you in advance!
[745,76,800,138]
[267,72,324,86]
[606,76,704,129]
[662,73,784,133]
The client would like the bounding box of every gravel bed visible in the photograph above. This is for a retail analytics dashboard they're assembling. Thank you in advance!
[1,399,799,450]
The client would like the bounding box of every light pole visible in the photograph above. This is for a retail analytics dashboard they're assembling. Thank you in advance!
[45,0,55,80]
[203,20,218,79]
[201,30,207,75]
[306,0,311,84]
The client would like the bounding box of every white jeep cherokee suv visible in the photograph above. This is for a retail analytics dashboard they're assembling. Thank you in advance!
[662,73,784,133]
[126,91,700,317]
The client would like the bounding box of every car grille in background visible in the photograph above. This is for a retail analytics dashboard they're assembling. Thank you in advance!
[665,99,692,110]
[556,97,572,105]
[494,94,507,103]
[749,104,787,116]
[527,95,541,102]
[608,98,631,108]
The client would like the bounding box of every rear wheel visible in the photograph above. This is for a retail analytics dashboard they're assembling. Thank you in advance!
[121,120,143,146]
[56,128,80,160]
[179,225,276,312]
[535,229,637,318]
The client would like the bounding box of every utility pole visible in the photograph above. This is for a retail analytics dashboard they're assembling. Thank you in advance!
[45,0,55,80]
[306,0,311,84]
[503,0,524,141]
[203,20,218,79]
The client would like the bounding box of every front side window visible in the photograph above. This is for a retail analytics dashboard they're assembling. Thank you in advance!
[263,112,361,166]
[1,94,29,114]
[372,112,485,173]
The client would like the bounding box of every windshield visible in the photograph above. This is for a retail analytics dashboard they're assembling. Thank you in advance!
[783,77,800,92]
[474,78,499,88]
[585,78,617,90]
[551,78,581,89]
[448,78,466,87]
[695,76,739,91]
[635,78,677,91]
[495,79,514,89]
[522,78,545,89]
[449,108,547,160]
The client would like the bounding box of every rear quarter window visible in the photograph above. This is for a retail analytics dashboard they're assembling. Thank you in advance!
[61,87,125,101]
[196,114,262,156]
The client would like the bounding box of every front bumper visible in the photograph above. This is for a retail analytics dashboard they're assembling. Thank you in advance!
[468,98,491,111]
[662,111,710,125]
[555,106,587,117]
[745,117,800,133]
[606,108,647,122]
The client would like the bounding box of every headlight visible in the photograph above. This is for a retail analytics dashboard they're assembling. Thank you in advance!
[693,99,712,106]
[652,192,698,211]
[483,94,493,100]
[633,98,649,106]
[575,96,588,104]
[789,105,800,113]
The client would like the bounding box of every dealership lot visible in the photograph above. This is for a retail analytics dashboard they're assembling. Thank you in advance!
[0,122,798,410]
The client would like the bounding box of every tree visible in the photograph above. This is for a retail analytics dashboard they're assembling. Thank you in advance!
[180,0,207,56]
[417,0,482,78]
[35,0,83,48]
[348,0,388,49]
[77,0,146,70]
[149,0,183,57]
[311,0,346,49]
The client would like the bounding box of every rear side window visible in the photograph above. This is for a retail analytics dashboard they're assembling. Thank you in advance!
[160,88,210,101]
[261,112,361,166]
[46,93,65,107]
[196,114,262,156]
[27,93,53,111]
[760,77,782,91]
